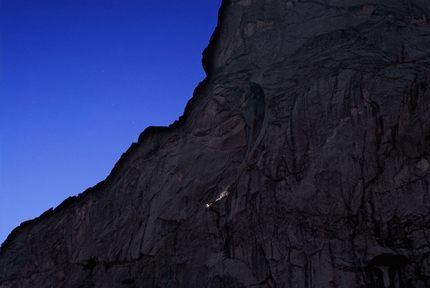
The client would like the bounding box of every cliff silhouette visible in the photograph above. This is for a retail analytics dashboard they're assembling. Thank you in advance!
[2,0,430,287]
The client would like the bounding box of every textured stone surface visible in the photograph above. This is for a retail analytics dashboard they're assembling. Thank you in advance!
[2,0,430,287]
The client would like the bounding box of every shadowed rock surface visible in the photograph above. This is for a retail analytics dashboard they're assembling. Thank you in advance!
[2,0,430,287]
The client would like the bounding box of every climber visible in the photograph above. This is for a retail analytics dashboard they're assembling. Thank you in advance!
[205,186,230,208]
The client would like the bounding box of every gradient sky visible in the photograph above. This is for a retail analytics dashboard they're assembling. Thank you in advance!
[0,0,221,245]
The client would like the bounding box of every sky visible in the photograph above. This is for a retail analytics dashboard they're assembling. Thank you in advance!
[0,0,221,245]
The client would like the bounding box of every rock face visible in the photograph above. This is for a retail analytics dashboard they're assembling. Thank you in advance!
[2,0,430,287]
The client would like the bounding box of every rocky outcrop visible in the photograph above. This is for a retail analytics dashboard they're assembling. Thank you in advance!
[2,0,430,287]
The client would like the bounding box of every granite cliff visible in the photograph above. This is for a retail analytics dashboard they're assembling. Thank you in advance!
[2,0,430,287]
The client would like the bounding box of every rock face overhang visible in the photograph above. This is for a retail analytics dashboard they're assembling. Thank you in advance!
[2,0,430,287]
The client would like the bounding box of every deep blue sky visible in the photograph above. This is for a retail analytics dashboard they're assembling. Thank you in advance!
[0,0,221,245]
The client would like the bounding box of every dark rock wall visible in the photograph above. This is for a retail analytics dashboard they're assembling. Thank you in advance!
[2,0,430,287]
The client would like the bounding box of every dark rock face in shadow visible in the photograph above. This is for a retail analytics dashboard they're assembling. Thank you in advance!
[2,0,430,287]
[366,254,411,288]
[241,82,266,145]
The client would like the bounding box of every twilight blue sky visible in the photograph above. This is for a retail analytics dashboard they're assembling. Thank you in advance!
[0,0,221,245]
